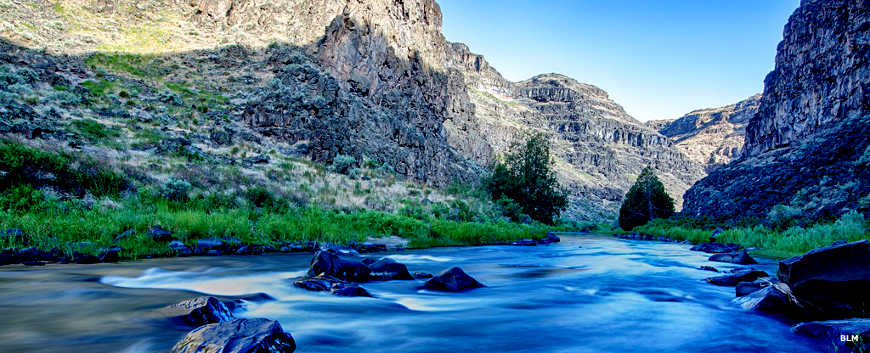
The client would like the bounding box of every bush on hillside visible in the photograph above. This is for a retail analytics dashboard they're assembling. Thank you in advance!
[618,167,675,231]
[486,133,568,224]
[330,154,356,175]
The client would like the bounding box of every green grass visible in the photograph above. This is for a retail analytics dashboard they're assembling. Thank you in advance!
[634,213,870,258]
[0,139,127,197]
[71,118,121,143]
[84,53,161,78]
[0,192,559,260]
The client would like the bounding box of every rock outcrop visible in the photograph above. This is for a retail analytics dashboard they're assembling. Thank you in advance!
[683,0,870,222]
[446,43,706,219]
[649,94,760,171]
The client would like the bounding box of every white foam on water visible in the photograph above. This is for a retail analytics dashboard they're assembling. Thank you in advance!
[100,267,306,297]
[383,254,453,263]
[120,339,153,353]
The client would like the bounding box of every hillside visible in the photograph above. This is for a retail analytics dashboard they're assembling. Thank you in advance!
[0,0,705,221]
[648,94,760,171]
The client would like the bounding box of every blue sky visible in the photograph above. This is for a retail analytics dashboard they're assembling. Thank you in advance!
[438,0,800,121]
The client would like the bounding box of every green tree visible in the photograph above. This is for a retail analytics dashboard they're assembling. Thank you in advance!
[618,167,675,230]
[487,133,568,224]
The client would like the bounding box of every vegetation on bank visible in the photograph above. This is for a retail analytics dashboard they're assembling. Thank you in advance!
[618,167,674,231]
[486,133,568,224]
[0,138,572,261]
[630,212,869,258]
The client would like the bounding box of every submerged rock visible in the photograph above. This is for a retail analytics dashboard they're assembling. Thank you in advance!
[165,296,233,326]
[538,232,561,244]
[690,242,742,254]
[511,239,537,246]
[709,249,757,265]
[331,284,372,297]
[308,249,371,282]
[705,269,768,286]
[778,240,870,319]
[698,266,719,272]
[368,258,413,281]
[171,318,295,353]
[423,267,484,292]
[413,272,434,279]
[293,275,371,297]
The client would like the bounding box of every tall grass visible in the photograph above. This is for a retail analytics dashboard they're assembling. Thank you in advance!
[635,211,869,258]
[0,193,557,260]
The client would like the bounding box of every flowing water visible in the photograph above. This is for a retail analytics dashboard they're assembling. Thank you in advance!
[0,235,827,353]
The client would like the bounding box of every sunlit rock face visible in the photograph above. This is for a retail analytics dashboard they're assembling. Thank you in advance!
[649,94,760,172]
[683,0,870,222]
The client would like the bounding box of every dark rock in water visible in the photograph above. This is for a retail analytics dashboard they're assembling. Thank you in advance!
[148,225,173,242]
[793,319,870,353]
[706,269,768,286]
[17,247,58,262]
[0,249,18,266]
[735,283,808,318]
[22,260,45,266]
[98,246,122,263]
[709,249,757,265]
[778,240,870,319]
[196,237,226,252]
[690,242,743,254]
[331,284,372,297]
[293,275,371,297]
[423,267,484,292]
[538,232,561,244]
[368,258,413,280]
[168,241,193,256]
[72,252,100,264]
[165,296,234,326]
[699,266,719,272]
[413,272,434,279]
[354,242,387,253]
[293,277,333,292]
[308,249,371,282]
[511,239,537,246]
[736,278,776,297]
[170,318,295,353]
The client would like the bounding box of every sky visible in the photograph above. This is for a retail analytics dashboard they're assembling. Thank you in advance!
[438,0,800,121]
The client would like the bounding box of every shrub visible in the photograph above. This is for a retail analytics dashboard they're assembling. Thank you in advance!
[162,178,191,201]
[330,154,356,174]
[618,167,675,231]
[71,119,120,142]
[495,195,523,222]
[766,204,803,230]
[486,133,567,224]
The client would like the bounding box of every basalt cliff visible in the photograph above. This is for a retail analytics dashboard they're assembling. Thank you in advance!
[682,0,869,222]
[0,0,707,221]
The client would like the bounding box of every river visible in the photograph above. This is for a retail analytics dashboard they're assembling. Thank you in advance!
[0,234,826,352]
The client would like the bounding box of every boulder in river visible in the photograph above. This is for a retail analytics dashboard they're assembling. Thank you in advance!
[308,249,371,282]
[538,232,561,244]
[423,267,484,292]
[168,241,193,256]
[511,239,537,246]
[778,240,870,319]
[736,278,776,297]
[734,282,808,318]
[699,266,719,272]
[793,319,870,352]
[98,246,122,263]
[368,258,413,280]
[171,318,295,353]
[705,268,768,286]
[165,296,233,326]
[413,272,434,279]
[708,249,757,265]
[690,242,743,254]
[293,275,372,297]
[0,249,18,266]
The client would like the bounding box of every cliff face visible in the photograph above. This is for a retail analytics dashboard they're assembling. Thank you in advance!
[1,0,707,220]
[649,94,760,171]
[744,0,869,157]
[683,0,870,221]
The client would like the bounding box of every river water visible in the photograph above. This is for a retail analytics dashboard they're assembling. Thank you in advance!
[0,235,826,352]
